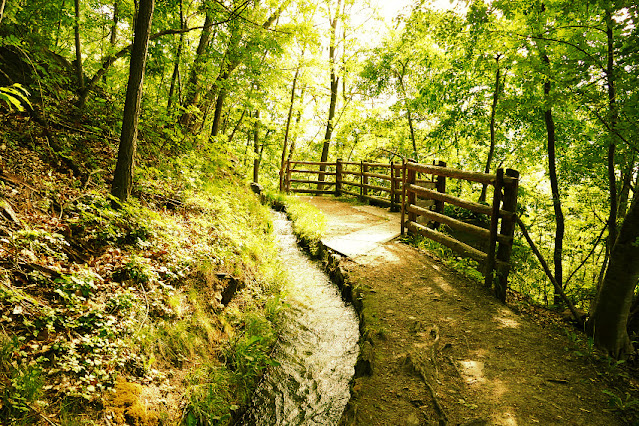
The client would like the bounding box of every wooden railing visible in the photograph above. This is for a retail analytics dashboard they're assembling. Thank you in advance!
[283,158,519,302]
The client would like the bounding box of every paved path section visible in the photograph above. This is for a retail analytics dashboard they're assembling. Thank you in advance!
[297,196,401,260]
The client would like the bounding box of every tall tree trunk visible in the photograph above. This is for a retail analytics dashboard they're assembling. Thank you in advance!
[479,55,502,204]
[617,156,635,219]
[541,53,565,306]
[319,0,342,185]
[74,0,84,99]
[167,0,183,114]
[588,195,639,358]
[605,4,619,253]
[210,7,281,137]
[179,12,215,127]
[227,108,246,144]
[110,0,120,46]
[396,66,418,161]
[253,110,260,183]
[280,65,300,190]
[0,0,7,25]
[111,0,155,202]
[287,84,306,165]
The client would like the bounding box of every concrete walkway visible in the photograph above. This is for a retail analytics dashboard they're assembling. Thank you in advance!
[297,196,401,260]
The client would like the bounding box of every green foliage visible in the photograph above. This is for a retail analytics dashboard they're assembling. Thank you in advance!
[0,84,31,112]
[0,333,43,422]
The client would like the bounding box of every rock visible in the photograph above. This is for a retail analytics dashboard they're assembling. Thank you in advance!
[249,182,263,195]
[405,412,421,426]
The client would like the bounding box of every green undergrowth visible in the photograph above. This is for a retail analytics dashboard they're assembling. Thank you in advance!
[0,152,286,424]
[266,192,326,256]
[407,231,484,283]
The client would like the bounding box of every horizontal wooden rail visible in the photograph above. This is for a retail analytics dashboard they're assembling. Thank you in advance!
[363,162,392,168]
[289,179,336,186]
[342,170,362,176]
[406,204,512,244]
[407,184,514,219]
[290,188,336,195]
[290,161,335,166]
[290,169,337,175]
[407,222,508,270]
[364,172,392,181]
[341,189,360,197]
[407,162,515,186]
[365,183,392,193]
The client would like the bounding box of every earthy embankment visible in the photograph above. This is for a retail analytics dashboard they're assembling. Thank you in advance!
[298,196,625,426]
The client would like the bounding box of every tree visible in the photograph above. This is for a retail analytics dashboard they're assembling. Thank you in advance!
[111,0,155,202]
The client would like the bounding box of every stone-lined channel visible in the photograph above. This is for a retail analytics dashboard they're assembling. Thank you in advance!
[239,211,359,425]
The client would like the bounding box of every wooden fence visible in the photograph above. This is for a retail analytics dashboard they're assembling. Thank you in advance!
[283,158,519,302]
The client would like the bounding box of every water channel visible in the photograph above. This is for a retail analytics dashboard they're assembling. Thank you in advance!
[240,211,360,425]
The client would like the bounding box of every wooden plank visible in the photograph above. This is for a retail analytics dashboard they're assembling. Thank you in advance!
[359,193,392,206]
[290,179,336,186]
[290,161,335,166]
[290,169,337,175]
[363,162,391,168]
[407,162,496,186]
[406,204,512,244]
[342,180,363,188]
[407,184,514,219]
[364,183,392,193]
[290,188,335,195]
[341,189,360,197]
[342,170,362,176]
[407,221,488,263]
[407,221,509,271]
[363,172,392,181]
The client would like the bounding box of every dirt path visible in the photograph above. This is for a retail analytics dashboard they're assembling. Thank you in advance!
[299,196,623,426]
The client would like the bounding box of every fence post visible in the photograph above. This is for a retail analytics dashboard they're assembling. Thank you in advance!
[495,168,519,303]
[390,161,396,212]
[484,168,503,292]
[285,160,292,194]
[362,161,369,200]
[429,160,447,229]
[401,160,408,235]
[406,161,417,226]
[335,158,343,197]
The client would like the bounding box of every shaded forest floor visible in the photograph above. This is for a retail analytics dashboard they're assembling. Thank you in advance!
[301,196,639,426]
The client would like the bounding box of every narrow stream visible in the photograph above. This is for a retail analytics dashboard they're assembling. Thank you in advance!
[240,211,360,425]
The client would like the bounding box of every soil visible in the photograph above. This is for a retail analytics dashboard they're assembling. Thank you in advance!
[299,196,631,426]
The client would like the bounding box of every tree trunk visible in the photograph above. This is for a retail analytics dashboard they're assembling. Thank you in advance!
[396,63,418,161]
[319,0,342,186]
[479,55,502,204]
[167,0,184,114]
[179,12,215,127]
[605,5,619,252]
[253,110,260,183]
[280,65,300,191]
[74,0,84,96]
[0,0,7,25]
[588,195,639,358]
[110,0,120,46]
[541,53,565,306]
[111,0,155,202]
[227,109,246,144]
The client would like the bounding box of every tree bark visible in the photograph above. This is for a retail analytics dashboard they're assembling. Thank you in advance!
[110,0,120,47]
[74,0,84,94]
[588,195,639,358]
[543,54,565,306]
[253,110,260,183]
[179,12,215,127]
[0,0,7,25]
[111,0,155,202]
[605,5,619,252]
[319,0,342,186]
[280,65,300,190]
[396,63,418,161]
[479,55,502,204]
[167,0,184,114]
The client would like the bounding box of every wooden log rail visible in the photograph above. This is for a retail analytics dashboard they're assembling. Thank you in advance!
[284,158,519,302]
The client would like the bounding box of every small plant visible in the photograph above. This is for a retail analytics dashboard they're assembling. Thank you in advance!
[602,389,639,420]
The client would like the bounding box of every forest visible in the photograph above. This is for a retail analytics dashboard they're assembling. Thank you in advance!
[0,0,638,423]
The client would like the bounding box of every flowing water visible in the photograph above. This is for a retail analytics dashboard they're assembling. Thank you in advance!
[240,211,360,425]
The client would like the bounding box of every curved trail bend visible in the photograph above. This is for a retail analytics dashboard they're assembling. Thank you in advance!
[298,196,621,426]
